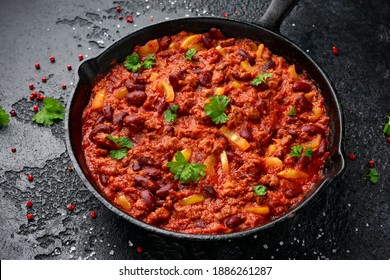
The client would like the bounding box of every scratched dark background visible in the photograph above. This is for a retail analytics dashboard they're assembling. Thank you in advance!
[0,0,389,260]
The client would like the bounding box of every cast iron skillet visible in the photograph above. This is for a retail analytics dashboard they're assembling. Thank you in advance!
[65,0,345,240]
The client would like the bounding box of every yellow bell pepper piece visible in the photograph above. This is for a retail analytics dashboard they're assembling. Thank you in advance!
[180,34,201,50]
[220,150,229,173]
[277,169,309,179]
[288,64,298,80]
[179,194,205,206]
[159,80,175,102]
[245,206,270,215]
[113,86,129,99]
[204,155,217,175]
[91,88,106,110]
[115,194,132,211]
[138,39,159,57]
[219,126,250,151]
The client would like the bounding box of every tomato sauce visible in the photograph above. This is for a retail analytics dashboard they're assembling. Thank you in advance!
[82,28,329,234]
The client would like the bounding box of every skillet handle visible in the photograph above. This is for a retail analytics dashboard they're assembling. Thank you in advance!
[259,0,299,32]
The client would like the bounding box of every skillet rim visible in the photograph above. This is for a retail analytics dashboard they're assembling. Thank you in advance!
[64,16,345,241]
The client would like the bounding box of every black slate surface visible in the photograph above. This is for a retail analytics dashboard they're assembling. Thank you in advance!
[0,0,389,260]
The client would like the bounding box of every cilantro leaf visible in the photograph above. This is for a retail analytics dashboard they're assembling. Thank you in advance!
[106,135,134,159]
[290,145,312,158]
[287,106,296,116]
[204,95,231,124]
[32,97,65,126]
[0,107,10,127]
[167,151,206,183]
[109,148,128,160]
[367,168,379,184]
[383,116,390,136]
[124,53,156,72]
[185,48,196,61]
[302,147,313,158]
[164,104,178,123]
[143,54,156,69]
[290,145,303,157]
[253,185,267,196]
[124,52,142,72]
[251,73,273,86]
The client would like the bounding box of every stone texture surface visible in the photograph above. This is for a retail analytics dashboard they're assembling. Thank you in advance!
[0,0,389,259]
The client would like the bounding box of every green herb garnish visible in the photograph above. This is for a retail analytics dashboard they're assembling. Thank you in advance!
[383,116,390,136]
[287,106,296,116]
[106,135,134,160]
[251,73,273,86]
[166,151,206,183]
[204,95,231,124]
[185,48,197,61]
[253,185,267,196]
[290,145,312,158]
[0,107,10,127]
[142,54,156,69]
[124,52,156,72]
[367,168,379,184]
[32,97,65,126]
[164,104,178,123]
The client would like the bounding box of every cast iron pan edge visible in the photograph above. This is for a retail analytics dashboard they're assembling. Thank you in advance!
[65,2,345,241]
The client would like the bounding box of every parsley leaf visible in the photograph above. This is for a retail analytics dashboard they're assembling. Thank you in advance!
[290,145,312,158]
[290,145,303,157]
[143,54,156,69]
[185,48,196,61]
[166,151,206,183]
[124,52,156,72]
[383,116,390,136]
[253,185,267,196]
[287,106,296,116]
[124,52,142,72]
[302,147,313,157]
[110,148,128,160]
[0,107,10,127]
[367,168,379,184]
[164,104,178,123]
[106,135,134,160]
[251,73,273,86]
[32,97,65,126]
[204,95,231,124]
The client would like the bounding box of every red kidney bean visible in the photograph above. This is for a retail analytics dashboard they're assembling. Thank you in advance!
[226,150,244,165]
[238,49,255,65]
[99,173,108,187]
[317,138,328,157]
[301,124,324,135]
[203,185,218,198]
[239,124,253,141]
[126,91,147,106]
[134,75,147,84]
[155,96,168,114]
[156,183,176,198]
[134,176,158,191]
[140,189,155,211]
[255,99,267,115]
[125,80,136,92]
[298,156,311,168]
[295,95,313,112]
[159,36,171,50]
[169,71,182,91]
[102,105,113,121]
[208,27,225,39]
[225,214,245,228]
[143,167,161,178]
[123,115,143,128]
[292,81,311,93]
[93,133,118,150]
[201,32,212,49]
[285,186,303,198]
[113,112,128,126]
[155,200,165,207]
[286,116,298,124]
[198,70,212,86]
[91,124,113,136]
[132,160,141,171]
[262,60,276,71]
[139,156,154,166]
